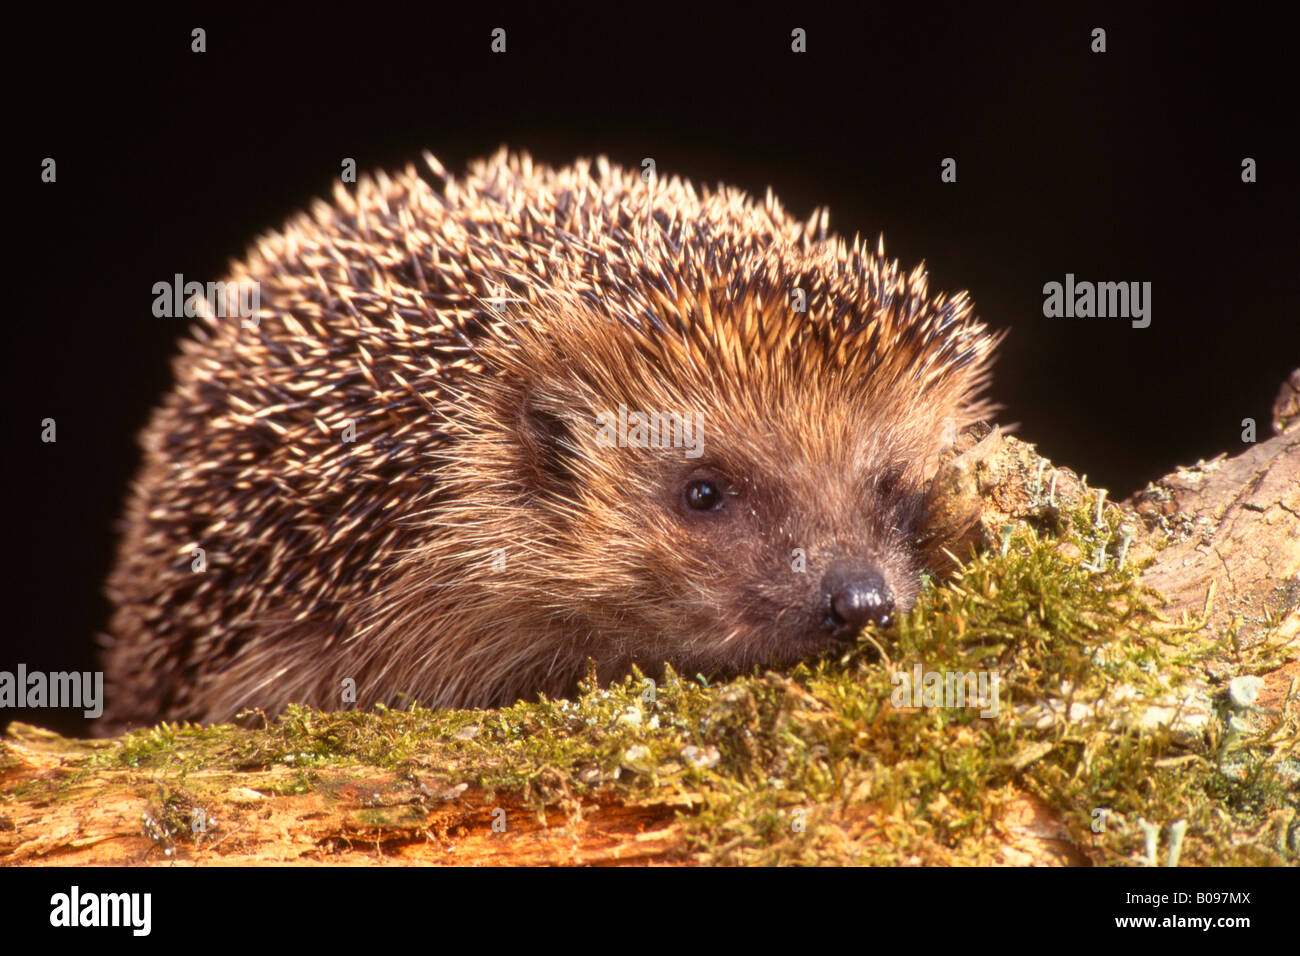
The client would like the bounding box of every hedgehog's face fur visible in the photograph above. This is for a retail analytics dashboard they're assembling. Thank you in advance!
[572,417,930,673]
[409,278,997,699]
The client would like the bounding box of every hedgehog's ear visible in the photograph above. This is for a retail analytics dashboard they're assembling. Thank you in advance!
[518,389,579,496]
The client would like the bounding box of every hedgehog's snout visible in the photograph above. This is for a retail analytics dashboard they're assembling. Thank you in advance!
[820,559,895,636]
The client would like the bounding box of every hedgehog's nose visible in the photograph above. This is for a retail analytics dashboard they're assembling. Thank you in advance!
[820,561,895,636]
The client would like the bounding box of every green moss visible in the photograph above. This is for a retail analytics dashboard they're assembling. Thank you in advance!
[70,470,1297,865]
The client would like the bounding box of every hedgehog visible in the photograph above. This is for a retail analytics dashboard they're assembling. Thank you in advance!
[100,149,1002,732]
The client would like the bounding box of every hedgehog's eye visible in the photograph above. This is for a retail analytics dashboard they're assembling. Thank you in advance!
[683,479,725,512]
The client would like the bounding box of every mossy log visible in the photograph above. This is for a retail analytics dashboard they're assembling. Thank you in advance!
[3,373,1297,867]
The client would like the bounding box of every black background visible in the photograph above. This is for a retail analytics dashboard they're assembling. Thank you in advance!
[8,3,1298,735]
